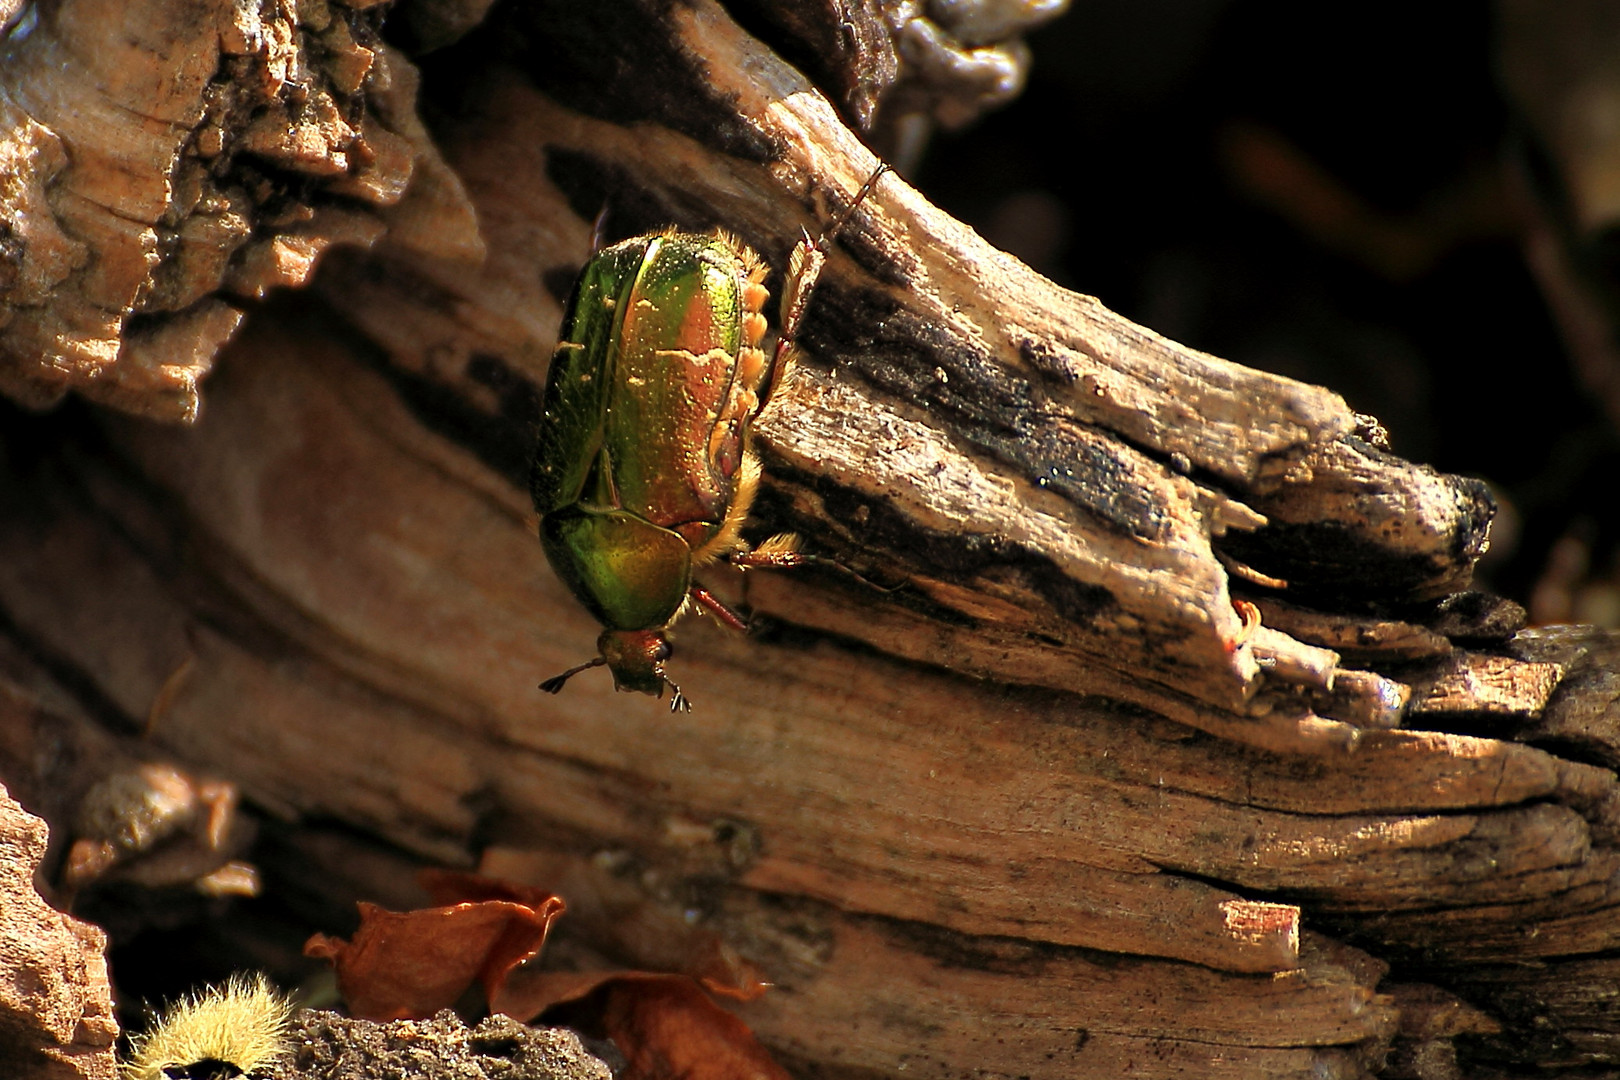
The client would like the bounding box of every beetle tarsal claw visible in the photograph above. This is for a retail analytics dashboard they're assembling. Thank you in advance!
[666,680,692,713]
[539,657,606,694]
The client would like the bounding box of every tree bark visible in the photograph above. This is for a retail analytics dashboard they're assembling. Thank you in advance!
[1,1,1617,1078]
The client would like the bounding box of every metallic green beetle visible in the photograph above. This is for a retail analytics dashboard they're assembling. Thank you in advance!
[533,166,887,710]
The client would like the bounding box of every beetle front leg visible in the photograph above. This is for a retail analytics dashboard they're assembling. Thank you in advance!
[690,584,750,632]
[690,535,808,634]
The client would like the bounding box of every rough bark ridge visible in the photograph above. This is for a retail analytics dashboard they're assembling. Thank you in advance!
[0,782,116,1080]
[0,0,479,419]
[0,1,1615,1078]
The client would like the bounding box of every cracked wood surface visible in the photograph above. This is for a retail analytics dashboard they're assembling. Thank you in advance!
[1,0,1618,1078]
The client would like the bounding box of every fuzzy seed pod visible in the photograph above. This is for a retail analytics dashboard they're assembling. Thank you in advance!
[123,973,293,1080]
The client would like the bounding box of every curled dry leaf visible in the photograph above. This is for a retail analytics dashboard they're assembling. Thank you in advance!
[418,866,564,911]
[423,867,765,1003]
[312,869,789,1079]
[303,892,565,1021]
[474,848,771,1000]
[593,975,790,1080]
[505,972,791,1080]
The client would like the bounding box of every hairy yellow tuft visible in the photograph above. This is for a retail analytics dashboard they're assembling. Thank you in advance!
[124,973,293,1080]
[752,532,802,556]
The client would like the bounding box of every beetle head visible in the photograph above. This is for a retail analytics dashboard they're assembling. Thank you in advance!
[600,629,690,712]
[539,630,690,711]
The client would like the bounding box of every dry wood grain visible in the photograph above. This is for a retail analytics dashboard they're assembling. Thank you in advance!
[1,1,1619,1078]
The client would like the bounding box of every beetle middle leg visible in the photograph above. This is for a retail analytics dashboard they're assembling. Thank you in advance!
[730,532,807,570]
[688,533,806,635]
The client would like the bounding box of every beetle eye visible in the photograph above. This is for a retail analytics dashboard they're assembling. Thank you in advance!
[653,641,673,662]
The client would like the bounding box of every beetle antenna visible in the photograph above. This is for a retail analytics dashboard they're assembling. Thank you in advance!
[801,554,907,594]
[540,657,605,694]
[665,678,692,713]
[589,204,611,254]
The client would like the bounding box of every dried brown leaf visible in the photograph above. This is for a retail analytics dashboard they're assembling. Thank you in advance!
[304,893,564,1021]
[496,971,788,1080]
[596,974,790,1080]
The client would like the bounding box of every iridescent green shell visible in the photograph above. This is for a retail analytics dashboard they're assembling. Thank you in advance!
[533,231,766,638]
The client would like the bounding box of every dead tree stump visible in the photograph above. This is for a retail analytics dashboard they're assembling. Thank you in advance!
[0,2,1617,1077]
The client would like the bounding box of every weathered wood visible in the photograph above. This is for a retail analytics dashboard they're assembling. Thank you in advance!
[1451,955,1620,1072]
[1403,652,1566,721]
[0,0,476,419]
[1222,436,1494,606]
[2,0,1620,1077]
[3,330,1618,1072]
[1508,625,1620,767]
[1380,982,1500,1080]
[1249,597,1453,662]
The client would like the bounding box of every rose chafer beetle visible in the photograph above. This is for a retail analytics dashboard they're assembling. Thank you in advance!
[533,165,888,710]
